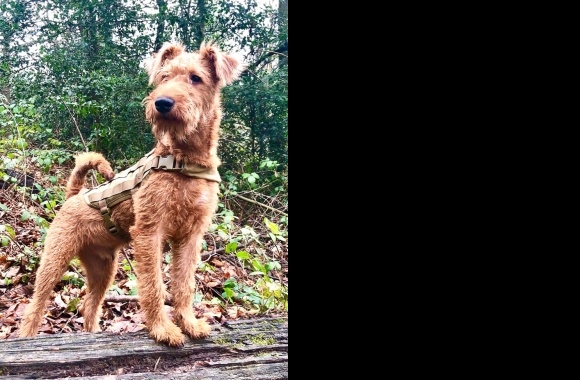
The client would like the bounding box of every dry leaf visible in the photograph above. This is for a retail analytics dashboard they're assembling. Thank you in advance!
[4,265,20,279]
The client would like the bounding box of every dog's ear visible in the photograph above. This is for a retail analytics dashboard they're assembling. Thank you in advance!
[199,42,244,86]
[147,43,185,85]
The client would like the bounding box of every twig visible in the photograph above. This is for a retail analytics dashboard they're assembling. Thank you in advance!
[63,103,88,152]
[69,263,86,282]
[122,248,136,273]
[103,294,174,306]
[63,102,99,185]
[202,234,219,262]
[154,357,161,372]
[59,311,79,334]
[233,193,288,216]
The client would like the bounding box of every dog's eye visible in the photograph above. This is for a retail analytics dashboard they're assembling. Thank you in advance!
[190,75,202,84]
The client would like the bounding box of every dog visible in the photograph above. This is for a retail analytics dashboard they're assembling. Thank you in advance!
[18,42,243,346]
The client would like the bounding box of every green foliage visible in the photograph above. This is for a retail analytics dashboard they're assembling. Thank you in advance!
[221,273,287,313]
[2,0,288,170]
[13,69,153,162]
[220,66,288,173]
[125,273,138,296]
[67,297,81,313]
[1,97,70,228]
[0,97,41,154]
[221,158,288,202]
[119,258,139,295]
[212,206,288,313]
[62,271,84,288]
[0,222,15,247]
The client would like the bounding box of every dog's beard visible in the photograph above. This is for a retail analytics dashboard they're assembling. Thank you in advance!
[147,101,202,141]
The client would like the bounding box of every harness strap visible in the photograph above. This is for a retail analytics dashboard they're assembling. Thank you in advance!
[99,199,118,235]
[83,150,221,236]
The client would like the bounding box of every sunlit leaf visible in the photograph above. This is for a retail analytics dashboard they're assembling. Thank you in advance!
[225,241,238,253]
[236,251,250,261]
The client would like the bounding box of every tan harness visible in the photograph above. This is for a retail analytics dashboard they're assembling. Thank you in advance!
[83,150,221,235]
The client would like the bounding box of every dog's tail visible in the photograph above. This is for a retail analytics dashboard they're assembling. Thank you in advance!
[65,152,115,199]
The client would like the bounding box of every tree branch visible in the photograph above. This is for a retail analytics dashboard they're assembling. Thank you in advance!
[248,41,288,72]
[233,193,288,216]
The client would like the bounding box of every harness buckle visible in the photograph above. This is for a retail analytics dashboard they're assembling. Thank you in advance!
[157,156,183,170]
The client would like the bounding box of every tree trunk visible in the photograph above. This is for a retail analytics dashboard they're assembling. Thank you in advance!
[154,0,168,52]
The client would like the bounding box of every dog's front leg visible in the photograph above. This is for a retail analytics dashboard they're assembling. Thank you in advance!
[131,232,185,347]
[171,236,211,339]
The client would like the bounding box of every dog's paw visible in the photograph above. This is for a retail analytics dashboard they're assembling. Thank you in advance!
[18,315,41,338]
[179,317,212,340]
[18,324,37,338]
[149,322,185,347]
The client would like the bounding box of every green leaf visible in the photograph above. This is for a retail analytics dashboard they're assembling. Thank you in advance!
[62,271,78,281]
[236,250,250,260]
[252,259,267,274]
[264,217,279,235]
[225,241,238,253]
[266,261,281,272]
[67,298,81,312]
[223,278,237,289]
[222,288,235,300]
[21,211,31,221]
[223,214,234,224]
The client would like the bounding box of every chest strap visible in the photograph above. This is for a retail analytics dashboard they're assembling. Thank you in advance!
[83,150,221,235]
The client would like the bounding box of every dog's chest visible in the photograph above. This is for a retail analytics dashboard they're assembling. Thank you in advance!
[141,172,219,212]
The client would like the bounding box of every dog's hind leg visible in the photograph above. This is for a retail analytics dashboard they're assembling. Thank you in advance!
[19,228,80,337]
[78,247,119,332]
[170,236,211,339]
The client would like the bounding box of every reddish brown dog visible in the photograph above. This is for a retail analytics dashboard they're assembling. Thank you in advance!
[19,42,243,346]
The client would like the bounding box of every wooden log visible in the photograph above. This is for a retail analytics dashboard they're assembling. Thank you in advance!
[0,317,288,379]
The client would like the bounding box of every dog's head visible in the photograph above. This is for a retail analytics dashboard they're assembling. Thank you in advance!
[143,42,243,141]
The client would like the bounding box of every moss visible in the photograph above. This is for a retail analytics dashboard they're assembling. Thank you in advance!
[249,334,276,345]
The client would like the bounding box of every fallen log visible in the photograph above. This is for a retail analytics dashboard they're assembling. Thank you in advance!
[0,316,288,379]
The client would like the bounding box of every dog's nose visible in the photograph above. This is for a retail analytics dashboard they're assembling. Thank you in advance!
[155,97,174,114]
